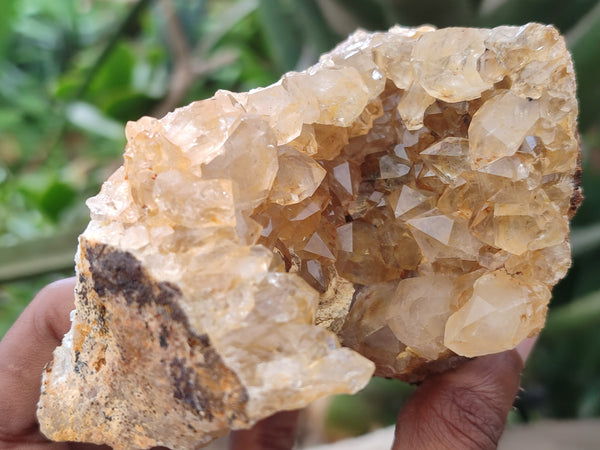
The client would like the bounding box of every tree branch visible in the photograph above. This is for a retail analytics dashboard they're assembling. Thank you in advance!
[152,0,238,118]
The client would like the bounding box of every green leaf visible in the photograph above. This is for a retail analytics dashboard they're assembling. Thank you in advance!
[75,0,154,100]
[87,43,136,99]
[326,393,374,436]
[571,223,600,257]
[577,383,600,417]
[331,0,392,30]
[39,181,77,222]
[326,377,415,436]
[546,289,600,335]
[476,0,599,32]
[0,108,22,130]
[0,0,18,58]
[257,0,301,72]
[200,0,258,53]
[53,73,83,99]
[293,0,341,54]
[236,44,279,88]
[16,171,78,222]
[17,171,53,202]
[467,0,485,14]
[387,0,477,27]
[104,92,158,123]
[65,101,125,140]
[568,2,600,131]
[170,0,207,47]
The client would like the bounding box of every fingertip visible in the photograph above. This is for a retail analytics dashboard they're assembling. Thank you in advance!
[0,278,78,439]
[31,277,77,343]
[33,276,77,309]
[393,351,524,450]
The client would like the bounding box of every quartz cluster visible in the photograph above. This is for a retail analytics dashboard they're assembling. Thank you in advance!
[38,23,581,449]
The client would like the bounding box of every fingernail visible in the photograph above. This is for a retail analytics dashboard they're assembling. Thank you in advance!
[515,336,538,365]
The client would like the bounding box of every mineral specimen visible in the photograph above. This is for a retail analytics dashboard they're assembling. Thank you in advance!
[38,23,581,449]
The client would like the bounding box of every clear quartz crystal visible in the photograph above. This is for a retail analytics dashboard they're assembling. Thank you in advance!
[469,91,541,168]
[412,28,492,102]
[38,23,581,450]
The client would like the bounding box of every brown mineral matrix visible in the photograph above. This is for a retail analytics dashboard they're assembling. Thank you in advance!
[38,23,581,449]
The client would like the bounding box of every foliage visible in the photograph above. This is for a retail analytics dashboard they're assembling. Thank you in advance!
[1,0,600,435]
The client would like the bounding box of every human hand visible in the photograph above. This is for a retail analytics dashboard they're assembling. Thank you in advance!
[230,331,535,449]
[0,278,533,450]
[0,278,110,449]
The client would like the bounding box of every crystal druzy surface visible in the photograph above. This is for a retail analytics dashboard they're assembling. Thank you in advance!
[38,23,581,449]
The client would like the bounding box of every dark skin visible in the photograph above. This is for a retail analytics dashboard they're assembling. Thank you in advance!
[0,278,535,450]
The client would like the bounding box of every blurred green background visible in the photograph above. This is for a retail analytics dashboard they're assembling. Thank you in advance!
[1,0,599,440]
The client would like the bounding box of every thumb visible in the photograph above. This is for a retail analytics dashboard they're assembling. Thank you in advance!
[0,278,76,439]
[392,339,535,450]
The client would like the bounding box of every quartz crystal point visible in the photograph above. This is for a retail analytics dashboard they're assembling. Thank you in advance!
[38,23,582,449]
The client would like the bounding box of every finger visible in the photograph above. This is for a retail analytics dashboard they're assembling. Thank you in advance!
[392,348,526,450]
[0,278,76,440]
[229,410,300,450]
